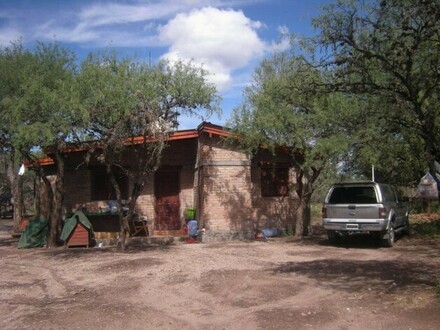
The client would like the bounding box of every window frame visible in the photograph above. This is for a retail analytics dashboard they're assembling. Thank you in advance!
[260,166,290,198]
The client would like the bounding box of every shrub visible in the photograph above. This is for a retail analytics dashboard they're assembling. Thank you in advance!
[410,219,440,236]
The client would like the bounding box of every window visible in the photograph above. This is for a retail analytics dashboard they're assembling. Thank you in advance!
[380,185,396,203]
[261,167,289,197]
[91,168,129,200]
[329,186,377,204]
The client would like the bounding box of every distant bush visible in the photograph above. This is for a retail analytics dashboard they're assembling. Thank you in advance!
[409,199,440,214]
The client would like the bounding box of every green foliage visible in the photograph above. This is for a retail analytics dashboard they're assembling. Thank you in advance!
[312,0,440,185]
[0,41,84,157]
[1,42,221,246]
[229,50,355,236]
[0,41,85,240]
[410,219,440,236]
[334,95,427,185]
[230,53,350,170]
[78,50,220,166]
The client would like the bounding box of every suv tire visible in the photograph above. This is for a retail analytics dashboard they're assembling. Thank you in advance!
[402,218,410,236]
[382,224,395,247]
[327,230,341,244]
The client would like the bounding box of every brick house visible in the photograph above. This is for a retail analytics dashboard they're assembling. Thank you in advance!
[41,122,298,241]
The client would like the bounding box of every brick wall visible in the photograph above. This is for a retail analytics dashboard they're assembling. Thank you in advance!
[196,133,298,240]
[133,139,198,232]
[64,168,91,213]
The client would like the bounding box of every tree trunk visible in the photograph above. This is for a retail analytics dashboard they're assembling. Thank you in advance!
[106,164,129,251]
[125,179,144,237]
[34,175,41,218]
[38,165,54,248]
[41,175,53,223]
[48,152,65,247]
[294,196,312,237]
[12,175,23,233]
[5,152,22,234]
[293,166,318,237]
[114,170,145,251]
[34,162,53,221]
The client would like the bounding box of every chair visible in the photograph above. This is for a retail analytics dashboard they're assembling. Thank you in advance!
[129,215,149,237]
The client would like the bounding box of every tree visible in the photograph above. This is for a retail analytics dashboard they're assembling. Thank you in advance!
[312,0,440,190]
[334,95,427,186]
[0,42,34,231]
[0,41,85,245]
[78,52,220,249]
[230,52,349,236]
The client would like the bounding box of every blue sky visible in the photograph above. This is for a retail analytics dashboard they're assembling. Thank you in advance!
[0,0,333,129]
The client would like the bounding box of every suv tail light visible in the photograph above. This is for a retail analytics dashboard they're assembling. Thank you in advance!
[379,207,387,218]
[322,206,327,218]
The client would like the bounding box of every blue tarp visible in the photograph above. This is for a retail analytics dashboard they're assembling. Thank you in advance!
[261,228,279,238]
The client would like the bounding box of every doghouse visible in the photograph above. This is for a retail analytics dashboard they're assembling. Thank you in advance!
[61,211,95,248]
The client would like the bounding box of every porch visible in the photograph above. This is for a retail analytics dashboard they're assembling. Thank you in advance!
[94,233,193,248]
[79,208,196,247]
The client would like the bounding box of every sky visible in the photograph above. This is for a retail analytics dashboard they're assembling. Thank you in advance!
[0,0,333,129]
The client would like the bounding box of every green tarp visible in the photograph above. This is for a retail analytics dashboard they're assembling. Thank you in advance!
[18,218,49,249]
[60,210,94,243]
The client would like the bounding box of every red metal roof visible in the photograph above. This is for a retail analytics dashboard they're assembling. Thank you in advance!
[36,122,230,166]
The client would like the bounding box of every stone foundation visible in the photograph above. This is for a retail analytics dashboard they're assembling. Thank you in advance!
[199,230,257,242]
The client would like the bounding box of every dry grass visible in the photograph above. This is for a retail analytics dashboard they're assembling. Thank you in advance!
[409,213,440,236]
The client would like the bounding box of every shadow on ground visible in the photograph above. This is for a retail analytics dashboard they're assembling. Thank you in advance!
[272,257,438,294]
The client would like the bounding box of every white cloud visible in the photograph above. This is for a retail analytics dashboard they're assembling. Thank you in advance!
[34,20,160,47]
[74,0,264,29]
[0,27,22,46]
[158,7,265,91]
[267,26,291,53]
[78,1,184,28]
[34,19,99,44]
[31,1,221,48]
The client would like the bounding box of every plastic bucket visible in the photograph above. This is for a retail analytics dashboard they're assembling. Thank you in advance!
[185,208,196,219]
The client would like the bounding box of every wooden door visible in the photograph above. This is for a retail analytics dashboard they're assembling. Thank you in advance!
[154,169,181,233]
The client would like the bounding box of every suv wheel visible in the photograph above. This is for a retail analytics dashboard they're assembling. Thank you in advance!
[402,218,410,236]
[327,230,341,244]
[382,224,395,247]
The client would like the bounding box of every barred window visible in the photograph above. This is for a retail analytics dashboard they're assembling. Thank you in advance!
[261,167,289,197]
[91,168,129,200]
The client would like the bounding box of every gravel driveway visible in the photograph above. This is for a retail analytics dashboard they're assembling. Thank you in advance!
[0,219,439,330]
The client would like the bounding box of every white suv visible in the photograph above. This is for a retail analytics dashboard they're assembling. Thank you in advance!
[322,182,409,247]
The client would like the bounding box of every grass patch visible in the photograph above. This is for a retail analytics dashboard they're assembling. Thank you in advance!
[410,219,440,236]
[409,213,440,236]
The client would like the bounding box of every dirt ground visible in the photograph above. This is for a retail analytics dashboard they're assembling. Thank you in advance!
[0,219,439,330]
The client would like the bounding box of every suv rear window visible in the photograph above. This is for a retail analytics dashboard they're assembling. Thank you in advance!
[328,186,377,204]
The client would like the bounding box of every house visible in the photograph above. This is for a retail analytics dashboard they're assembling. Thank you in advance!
[39,122,299,241]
